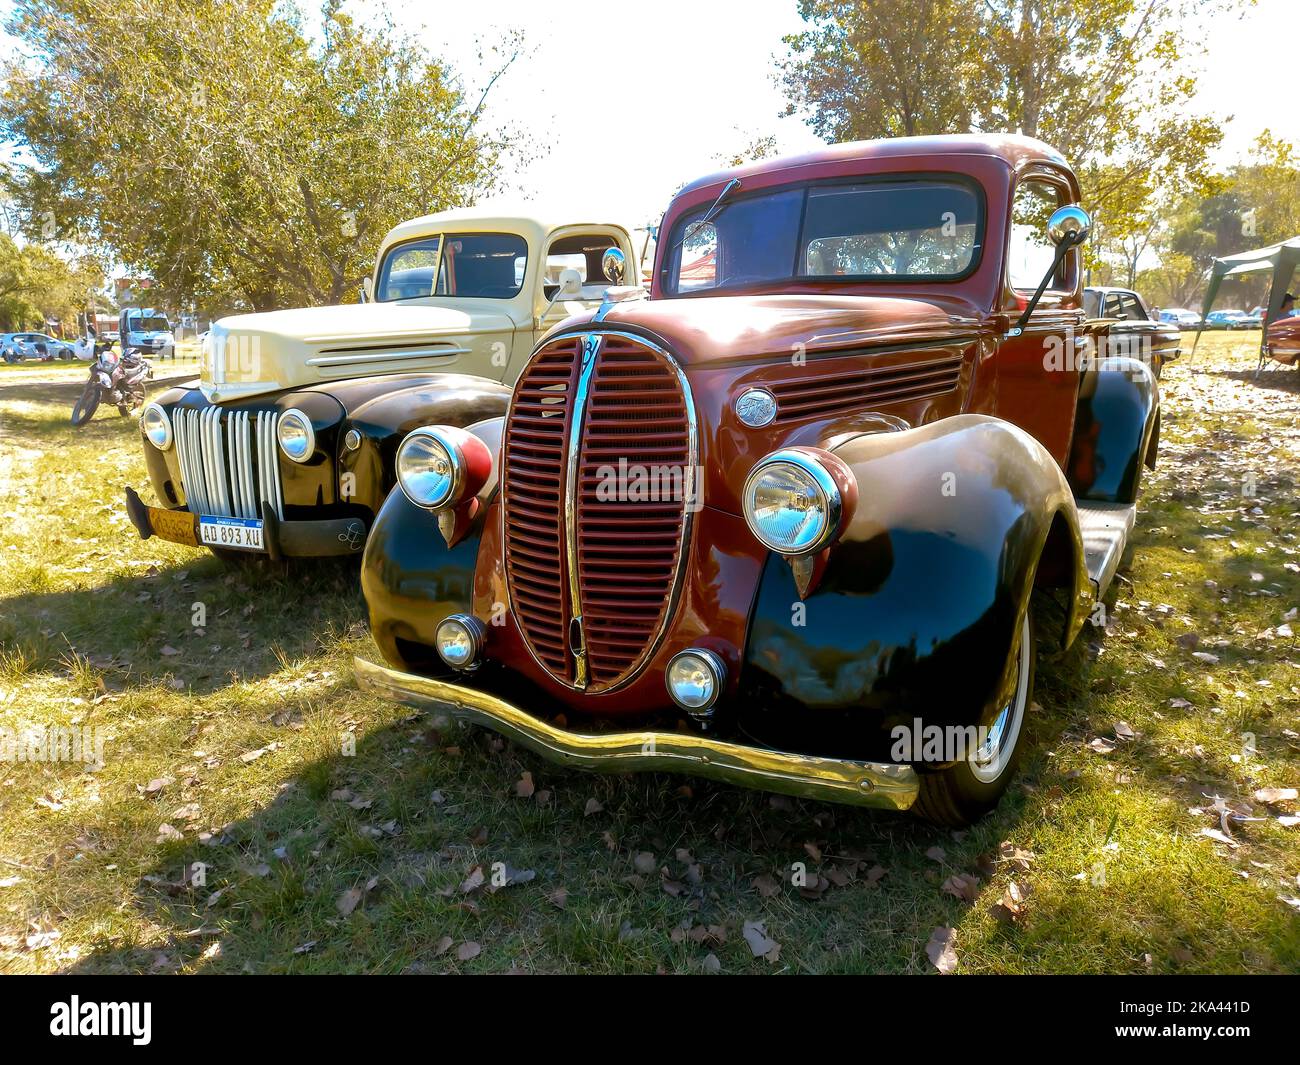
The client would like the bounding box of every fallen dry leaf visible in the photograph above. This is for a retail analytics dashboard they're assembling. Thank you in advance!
[941,873,981,902]
[336,887,363,916]
[925,926,958,974]
[741,919,781,963]
[456,941,481,962]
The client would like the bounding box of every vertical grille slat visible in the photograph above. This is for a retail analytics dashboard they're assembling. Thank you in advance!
[170,405,282,520]
[502,337,581,681]
[503,333,693,693]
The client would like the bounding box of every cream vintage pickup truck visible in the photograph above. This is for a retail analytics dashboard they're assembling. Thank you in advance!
[126,208,642,562]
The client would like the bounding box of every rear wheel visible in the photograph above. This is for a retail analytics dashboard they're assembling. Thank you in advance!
[913,612,1035,826]
[70,382,100,426]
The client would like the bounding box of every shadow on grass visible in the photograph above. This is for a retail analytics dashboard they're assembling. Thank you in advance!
[1205,365,1300,395]
[0,554,363,693]
[54,605,1115,975]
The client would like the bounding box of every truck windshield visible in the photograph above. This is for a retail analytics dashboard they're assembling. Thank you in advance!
[377,233,528,301]
[132,317,169,331]
[664,178,983,295]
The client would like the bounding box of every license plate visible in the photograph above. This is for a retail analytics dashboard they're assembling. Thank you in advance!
[199,516,265,551]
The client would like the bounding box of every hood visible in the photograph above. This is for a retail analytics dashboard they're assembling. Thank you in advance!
[574,293,982,365]
[201,301,515,403]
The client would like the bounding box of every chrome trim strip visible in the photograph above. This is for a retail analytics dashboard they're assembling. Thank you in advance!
[306,346,471,367]
[563,334,602,689]
[354,657,919,811]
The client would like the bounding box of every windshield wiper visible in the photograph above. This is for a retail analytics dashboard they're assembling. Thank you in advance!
[669,177,742,254]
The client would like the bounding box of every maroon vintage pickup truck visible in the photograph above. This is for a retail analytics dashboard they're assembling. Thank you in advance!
[353,134,1160,825]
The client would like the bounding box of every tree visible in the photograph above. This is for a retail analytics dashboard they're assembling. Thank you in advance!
[0,233,103,330]
[778,0,1233,254]
[0,0,521,312]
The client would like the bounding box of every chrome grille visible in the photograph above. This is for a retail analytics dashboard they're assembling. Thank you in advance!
[503,332,694,692]
[173,407,283,519]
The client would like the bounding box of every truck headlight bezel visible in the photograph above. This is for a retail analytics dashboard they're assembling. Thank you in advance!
[396,425,492,511]
[277,408,315,463]
[742,447,854,557]
[141,402,173,451]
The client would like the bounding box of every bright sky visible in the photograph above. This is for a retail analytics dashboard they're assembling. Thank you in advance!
[394,0,1297,227]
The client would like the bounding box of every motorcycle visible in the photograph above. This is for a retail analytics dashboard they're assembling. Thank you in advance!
[71,344,152,426]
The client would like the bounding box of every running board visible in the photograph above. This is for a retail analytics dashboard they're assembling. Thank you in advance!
[1077,500,1136,599]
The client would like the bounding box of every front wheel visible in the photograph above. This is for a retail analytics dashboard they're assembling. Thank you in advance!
[70,382,101,426]
[912,611,1035,826]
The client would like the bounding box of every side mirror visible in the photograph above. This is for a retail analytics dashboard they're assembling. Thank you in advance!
[602,247,626,285]
[1047,205,1092,246]
[556,268,583,299]
[1006,205,1092,338]
[361,276,374,303]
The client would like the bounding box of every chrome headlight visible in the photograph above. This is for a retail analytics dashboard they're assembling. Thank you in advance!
[141,402,172,450]
[396,425,493,511]
[742,448,849,556]
[277,409,315,463]
[397,427,458,509]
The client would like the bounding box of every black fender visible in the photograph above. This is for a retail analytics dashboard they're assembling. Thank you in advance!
[1067,356,1159,504]
[339,374,512,513]
[737,415,1091,764]
[360,416,503,675]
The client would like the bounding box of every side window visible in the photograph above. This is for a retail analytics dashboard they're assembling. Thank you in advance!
[377,237,442,301]
[1103,293,1123,319]
[542,233,626,298]
[1119,293,1147,321]
[1083,290,1100,318]
[1008,179,1065,291]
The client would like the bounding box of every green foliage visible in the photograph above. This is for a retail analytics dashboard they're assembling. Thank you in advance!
[0,231,103,330]
[0,0,520,312]
[1141,132,1300,307]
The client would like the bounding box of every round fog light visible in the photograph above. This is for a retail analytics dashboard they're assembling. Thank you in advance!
[665,648,726,718]
[435,613,486,671]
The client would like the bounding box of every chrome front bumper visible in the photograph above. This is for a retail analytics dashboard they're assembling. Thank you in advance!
[353,657,919,810]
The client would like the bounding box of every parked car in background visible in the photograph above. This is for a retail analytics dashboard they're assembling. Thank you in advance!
[1158,307,1202,330]
[1239,307,1264,328]
[2,331,75,361]
[356,135,1161,826]
[125,207,643,563]
[1204,309,1251,330]
[1084,286,1180,376]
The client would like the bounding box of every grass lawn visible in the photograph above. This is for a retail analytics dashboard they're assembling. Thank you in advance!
[0,332,1297,974]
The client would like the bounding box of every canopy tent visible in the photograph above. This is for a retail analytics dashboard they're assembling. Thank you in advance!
[1194,236,1300,357]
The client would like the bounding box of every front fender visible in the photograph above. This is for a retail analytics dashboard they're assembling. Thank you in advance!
[738,415,1090,762]
[1067,356,1159,503]
[360,415,503,676]
[361,487,482,676]
[340,375,511,521]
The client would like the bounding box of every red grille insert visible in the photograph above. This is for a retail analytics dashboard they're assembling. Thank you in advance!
[502,337,582,681]
[770,351,963,424]
[502,333,693,691]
